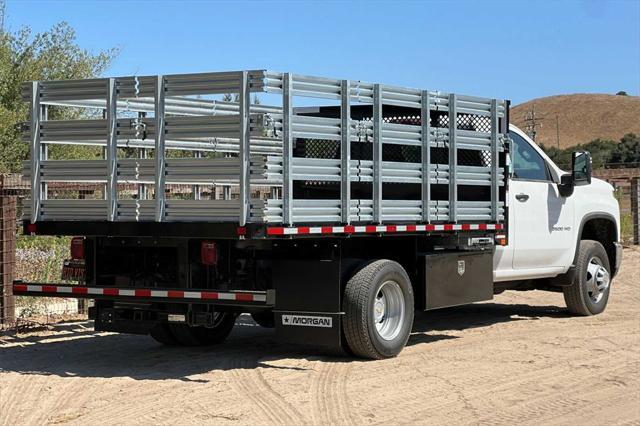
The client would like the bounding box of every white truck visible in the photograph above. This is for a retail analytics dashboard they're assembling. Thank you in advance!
[14,70,622,359]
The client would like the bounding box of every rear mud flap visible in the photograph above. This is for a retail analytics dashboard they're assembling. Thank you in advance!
[272,258,343,351]
[274,311,343,350]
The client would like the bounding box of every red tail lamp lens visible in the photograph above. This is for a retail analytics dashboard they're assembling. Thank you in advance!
[70,237,85,259]
[201,241,217,266]
[26,223,37,235]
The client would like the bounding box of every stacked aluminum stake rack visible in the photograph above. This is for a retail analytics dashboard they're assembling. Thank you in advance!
[22,70,508,237]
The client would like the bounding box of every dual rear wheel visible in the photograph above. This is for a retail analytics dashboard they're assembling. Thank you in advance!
[149,310,276,346]
[342,260,415,359]
[149,312,237,346]
[150,259,416,359]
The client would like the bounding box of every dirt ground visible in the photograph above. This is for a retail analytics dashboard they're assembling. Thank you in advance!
[1,248,638,426]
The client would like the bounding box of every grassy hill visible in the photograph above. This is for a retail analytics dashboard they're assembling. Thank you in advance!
[511,94,640,149]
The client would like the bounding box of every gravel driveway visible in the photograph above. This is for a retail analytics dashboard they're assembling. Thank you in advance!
[1,248,638,425]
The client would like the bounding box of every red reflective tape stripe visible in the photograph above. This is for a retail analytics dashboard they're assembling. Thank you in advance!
[103,288,119,296]
[168,290,184,298]
[43,285,57,293]
[201,291,219,300]
[235,293,254,302]
[265,222,502,236]
[266,227,285,235]
[14,284,27,292]
[72,286,88,295]
[135,289,151,297]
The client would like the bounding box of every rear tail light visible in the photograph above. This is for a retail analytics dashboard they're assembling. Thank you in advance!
[201,241,218,266]
[26,223,37,235]
[70,237,85,259]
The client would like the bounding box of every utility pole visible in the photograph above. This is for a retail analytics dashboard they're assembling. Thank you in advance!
[523,104,544,142]
[556,114,560,149]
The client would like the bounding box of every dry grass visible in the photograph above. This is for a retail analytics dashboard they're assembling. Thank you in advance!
[511,94,640,149]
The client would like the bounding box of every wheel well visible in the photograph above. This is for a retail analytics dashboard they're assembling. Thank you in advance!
[581,218,617,270]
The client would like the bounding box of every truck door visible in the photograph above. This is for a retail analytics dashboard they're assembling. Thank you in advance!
[509,131,575,269]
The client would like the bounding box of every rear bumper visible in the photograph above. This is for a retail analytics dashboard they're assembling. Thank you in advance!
[12,281,273,307]
[613,242,623,278]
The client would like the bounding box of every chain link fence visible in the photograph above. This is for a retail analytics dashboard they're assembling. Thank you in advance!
[614,177,640,245]
[1,194,17,325]
[1,175,86,332]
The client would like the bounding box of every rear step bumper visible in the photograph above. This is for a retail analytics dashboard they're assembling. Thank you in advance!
[13,281,273,307]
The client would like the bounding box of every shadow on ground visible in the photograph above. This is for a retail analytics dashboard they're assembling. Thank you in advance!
[0,302,570,381]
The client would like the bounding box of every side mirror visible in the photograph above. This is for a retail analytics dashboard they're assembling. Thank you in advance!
[558,151,592,197]
[558,174,575,197]
[572,151,592,186]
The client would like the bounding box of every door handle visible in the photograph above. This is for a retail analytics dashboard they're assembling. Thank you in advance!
[515,193,529,202]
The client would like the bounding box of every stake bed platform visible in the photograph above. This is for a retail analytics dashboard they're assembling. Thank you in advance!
[17,69,510,359]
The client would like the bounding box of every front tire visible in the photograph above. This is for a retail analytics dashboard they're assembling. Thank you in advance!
[342,260,414,359]
[563,240,611,316]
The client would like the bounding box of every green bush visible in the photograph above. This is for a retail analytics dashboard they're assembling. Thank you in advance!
[540,134,640,169]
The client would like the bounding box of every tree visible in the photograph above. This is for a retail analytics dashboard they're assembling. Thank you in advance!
[221,93,239,103]
[539,134,639,169]
[615,91,628,96]
[221,93,261,104]
[0,21,118,173]
[610,133,640,163]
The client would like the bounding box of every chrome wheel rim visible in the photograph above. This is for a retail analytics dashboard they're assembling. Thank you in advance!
[586,256,610,304]
[373,280,405,341]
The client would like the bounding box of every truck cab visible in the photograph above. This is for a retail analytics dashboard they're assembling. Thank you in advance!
[495,125,622,315]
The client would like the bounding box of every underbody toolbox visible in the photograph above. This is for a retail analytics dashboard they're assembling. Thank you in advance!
[422,250,493,310]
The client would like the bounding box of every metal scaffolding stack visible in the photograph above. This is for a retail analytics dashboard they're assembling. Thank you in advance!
[21,70,509,228]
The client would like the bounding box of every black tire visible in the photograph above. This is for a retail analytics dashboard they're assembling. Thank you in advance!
[251,311,275,328]
[149,323,178,345]
[342,260,414,359]
[168,313,237,346]
[563,240,611,316]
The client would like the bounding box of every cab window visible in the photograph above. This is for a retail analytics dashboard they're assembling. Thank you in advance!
[510,131,550,181]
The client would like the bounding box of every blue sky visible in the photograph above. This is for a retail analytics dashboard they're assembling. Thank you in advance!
[4,0,640,104]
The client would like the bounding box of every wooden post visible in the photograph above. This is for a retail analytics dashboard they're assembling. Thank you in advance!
[632,177,639,245]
